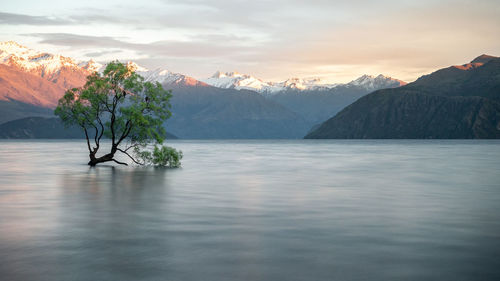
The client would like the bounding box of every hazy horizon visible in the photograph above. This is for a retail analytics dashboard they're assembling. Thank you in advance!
[1,0,499,83]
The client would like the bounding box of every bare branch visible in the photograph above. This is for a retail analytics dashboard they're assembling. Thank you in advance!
[116,120,133,146]
[123,143,140,152]
[110,90,118,146]
[83,127,92,153]
[112,159,128,166]
[96,115,105,146]
[117,148,144,165]
[79,110,99,149]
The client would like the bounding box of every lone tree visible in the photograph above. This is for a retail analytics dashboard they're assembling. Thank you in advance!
[55,61,182,167]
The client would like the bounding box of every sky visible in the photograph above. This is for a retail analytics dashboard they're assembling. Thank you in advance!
[1,0,499,83]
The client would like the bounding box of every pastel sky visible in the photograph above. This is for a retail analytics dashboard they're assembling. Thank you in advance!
[1,0,499,82]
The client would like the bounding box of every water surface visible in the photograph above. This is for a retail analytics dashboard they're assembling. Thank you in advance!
[0,140,499,280]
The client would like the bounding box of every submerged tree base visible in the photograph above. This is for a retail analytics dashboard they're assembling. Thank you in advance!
[86,145,182,168]
[87,151,127,166]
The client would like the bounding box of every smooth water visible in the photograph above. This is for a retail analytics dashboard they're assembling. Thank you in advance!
[0,140,499,281]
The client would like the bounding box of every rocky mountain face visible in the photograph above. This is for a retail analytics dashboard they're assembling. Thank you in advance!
[0,41,93,96]
[0,63,67,108]
[0,41,91,123]
[306,55,500,139]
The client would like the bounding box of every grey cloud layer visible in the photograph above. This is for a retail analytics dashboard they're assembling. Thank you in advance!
[27,33,258,58]
[0,12,73,25]
[3,0,500,81]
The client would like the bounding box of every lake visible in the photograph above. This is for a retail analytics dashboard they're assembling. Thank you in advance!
[0,140,499,281]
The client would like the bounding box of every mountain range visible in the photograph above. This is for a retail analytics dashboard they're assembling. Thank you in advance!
[0,41,405,138]
[202,71,405,94]
[306,55,500,139]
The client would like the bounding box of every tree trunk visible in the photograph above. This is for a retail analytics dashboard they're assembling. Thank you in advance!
[87,146,127,166]
[88,152,114,166]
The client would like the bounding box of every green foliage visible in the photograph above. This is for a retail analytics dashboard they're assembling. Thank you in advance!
[54,61,181,167]
[135,145,183,168]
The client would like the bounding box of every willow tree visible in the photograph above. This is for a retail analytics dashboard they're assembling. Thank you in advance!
[55,61,182,167]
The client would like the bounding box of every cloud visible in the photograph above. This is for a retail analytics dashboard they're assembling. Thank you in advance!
[0,12,73,25]
[26,33,258,58]
[84,49,123,57]
[27,33,127,48]
[5,0,500,82]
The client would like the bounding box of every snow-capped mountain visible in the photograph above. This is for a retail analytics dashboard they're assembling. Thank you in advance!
[127,62,207,87]
[0,41,405,96]
[202,71,340,93]
[203,71,405,94]
[0,41,96,108]
[202,71,281,93]
[271,77,338,92]
[0,40,406,115]
[0,41,98,79]
[0,41,206,109]
[347,74,406,90]
[79,59,103,73]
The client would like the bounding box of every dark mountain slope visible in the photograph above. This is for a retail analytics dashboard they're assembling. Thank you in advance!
[0,117,178,139]
[164,84,310,138]
[306,55,500,139]
[0,100,53,124]
[407,57,500,100]
[0,117,84,138]
[268,86,376,125]
[267,76,406,125]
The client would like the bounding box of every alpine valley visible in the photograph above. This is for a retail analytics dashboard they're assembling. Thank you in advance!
[0,41,405,139]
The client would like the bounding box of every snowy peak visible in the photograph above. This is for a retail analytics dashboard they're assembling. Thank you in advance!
[138,67,207,87]
[202,71,273,92]
[0,40,91,77]
[203,71,406,94]
[205,71,400,94]
[280,78,308,90]
[203,71,339,94]
[124,62,207,86]
[0,41,35,59]
[79,59,103,73]
[0,41,206,88]
[126,61,149,72]
[0,41,92,108]
[142,68,183,84]
[273,77,338,91]
[1,41,406,94]
[347,74,406,90]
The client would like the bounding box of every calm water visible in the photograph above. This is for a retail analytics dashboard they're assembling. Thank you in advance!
[0,140,499,281]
